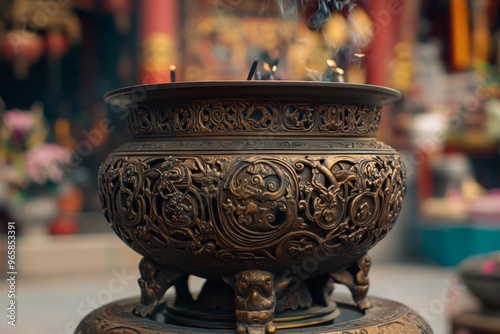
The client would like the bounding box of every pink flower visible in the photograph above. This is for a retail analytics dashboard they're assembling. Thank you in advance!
[3,109,34,142]
[481,259,498,275]
[25,144,71,184]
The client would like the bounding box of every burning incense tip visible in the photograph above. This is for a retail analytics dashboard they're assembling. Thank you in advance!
[170,65,176,83]
[326,59,337,67]
[323,60,345,82]
[353,53,366,58]
[335,68,345,82]
[247,59,259,80]
[263,60,279,80]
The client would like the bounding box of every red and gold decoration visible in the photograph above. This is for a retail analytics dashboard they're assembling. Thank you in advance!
[0,30,44,79]
[139,0,179,84]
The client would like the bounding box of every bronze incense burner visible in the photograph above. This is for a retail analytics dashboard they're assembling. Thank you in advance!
[76,81,432,334]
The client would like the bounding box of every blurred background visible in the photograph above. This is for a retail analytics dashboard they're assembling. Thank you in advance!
[0,0,499,333]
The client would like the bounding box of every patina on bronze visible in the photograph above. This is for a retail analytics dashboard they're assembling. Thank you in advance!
[76,295,433,333]
[76,81,432,334]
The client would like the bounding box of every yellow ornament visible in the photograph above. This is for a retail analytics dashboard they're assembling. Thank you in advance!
[323,13,349,49]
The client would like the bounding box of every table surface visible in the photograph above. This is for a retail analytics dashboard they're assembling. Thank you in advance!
[452,310,500,333]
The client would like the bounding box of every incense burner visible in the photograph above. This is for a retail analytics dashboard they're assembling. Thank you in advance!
[80,81,430,334]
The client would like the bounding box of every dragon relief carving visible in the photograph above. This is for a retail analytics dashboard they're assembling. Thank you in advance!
[218,158,305,251]
[99,153,406,263]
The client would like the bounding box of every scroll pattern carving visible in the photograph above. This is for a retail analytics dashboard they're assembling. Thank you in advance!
[127,102,381,137]
[318,105,380,134]
[99,152,405,269]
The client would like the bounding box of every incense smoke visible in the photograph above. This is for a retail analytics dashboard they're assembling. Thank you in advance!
[301,0,358,30]
[259,0,298,19]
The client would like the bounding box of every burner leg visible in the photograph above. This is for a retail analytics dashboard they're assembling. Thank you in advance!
[223,270,291,334]
[330,253,371,310]
[134,257,184,317]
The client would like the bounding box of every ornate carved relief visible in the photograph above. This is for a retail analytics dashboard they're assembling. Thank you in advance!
[127,102,381,137]
[223,270,291,334]
[85,83,427,333]
[99,152,406,272]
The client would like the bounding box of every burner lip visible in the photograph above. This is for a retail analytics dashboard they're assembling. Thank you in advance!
[104,81,401,107]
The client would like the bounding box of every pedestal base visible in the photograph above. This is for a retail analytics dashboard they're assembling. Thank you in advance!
[75,295,433,334]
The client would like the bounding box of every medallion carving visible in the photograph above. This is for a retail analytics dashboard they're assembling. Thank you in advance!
[99,151,406,275]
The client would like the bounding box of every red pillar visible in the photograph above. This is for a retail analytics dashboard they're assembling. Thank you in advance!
[364,0,405,144]
[139,0,180,84]
[365,0,404,86]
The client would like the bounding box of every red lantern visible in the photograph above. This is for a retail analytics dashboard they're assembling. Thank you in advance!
[0,30,44,63]
[45,30,70,59]
[0,30,44,79]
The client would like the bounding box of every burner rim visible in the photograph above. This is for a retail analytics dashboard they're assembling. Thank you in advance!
[104,81,401,107]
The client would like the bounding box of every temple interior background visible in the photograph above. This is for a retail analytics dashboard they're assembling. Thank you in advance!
[0,0,499,333]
